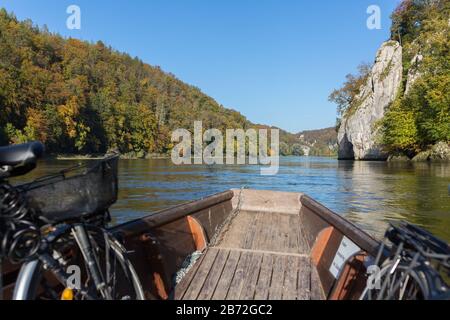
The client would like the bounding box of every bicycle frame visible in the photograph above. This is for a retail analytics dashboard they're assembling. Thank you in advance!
[71,224,112,299]
[13,224,103,300]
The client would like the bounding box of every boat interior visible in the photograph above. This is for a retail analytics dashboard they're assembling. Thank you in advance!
[1,189,380,300]
[118,189,379,300]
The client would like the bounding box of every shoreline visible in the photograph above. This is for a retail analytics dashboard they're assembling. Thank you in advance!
[51,154,171,160]
[48,151,448,162]
[49,154,339,161]
[48,153,448,162]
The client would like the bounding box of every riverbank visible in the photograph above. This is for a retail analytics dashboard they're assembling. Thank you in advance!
[387,142,450,163]
[52,153,170,160]
[51,154,338,161]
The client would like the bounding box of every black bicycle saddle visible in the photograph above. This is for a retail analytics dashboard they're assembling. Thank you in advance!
[0,141,45,177]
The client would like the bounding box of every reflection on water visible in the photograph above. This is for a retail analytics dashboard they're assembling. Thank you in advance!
[13,157,450,241]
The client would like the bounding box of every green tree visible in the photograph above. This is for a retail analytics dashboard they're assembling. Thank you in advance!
[328,63,372,118]
[279,142,290,156]
[382,97,419,154]
[291,144,305,156]
[411,75,450,146]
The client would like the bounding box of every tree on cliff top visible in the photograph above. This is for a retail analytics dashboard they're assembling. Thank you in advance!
[328,63,372,120]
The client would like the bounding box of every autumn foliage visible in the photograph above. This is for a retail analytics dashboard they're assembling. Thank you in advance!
[0,9,251,155]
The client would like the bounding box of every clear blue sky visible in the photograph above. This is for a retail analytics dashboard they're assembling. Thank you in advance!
[0,0,400,133]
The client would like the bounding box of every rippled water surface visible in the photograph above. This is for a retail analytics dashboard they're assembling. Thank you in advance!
[17,157,450,241]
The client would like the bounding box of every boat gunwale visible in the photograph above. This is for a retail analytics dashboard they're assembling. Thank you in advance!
[113,190,234,235]
[300,194,380,256]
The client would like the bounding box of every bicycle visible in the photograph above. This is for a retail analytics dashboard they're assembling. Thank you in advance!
[0,141,145,300]
[360,221,450,300]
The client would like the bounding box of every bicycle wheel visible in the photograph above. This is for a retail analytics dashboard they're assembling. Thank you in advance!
[362,264,428,300]
[14,225,145,300]
[79,226,145,300]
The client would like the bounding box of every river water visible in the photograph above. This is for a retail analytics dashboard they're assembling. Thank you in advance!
[15,157,450,242]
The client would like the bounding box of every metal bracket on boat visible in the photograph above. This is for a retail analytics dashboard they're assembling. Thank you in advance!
[139,232,159,245]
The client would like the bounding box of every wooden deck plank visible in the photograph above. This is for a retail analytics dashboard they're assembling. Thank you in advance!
[297,223,310,253]
[242,212,260,250]
[173,250,208,300]
[217,211,309,255]
[279,214,291,254]
[268,255,287,300]
[254,253,274,300]
[220,211,253,248]
[225,251,253,300]
[215,247,309,258]
[239,252,263,300]
[211,250,241,300]
[268,212,280,253]
[254,211,273,251]
[176,248,324,300]
[311,262,326,300]
[197,249,230,300]
[297,256,311,300]
[249,211,266,250]
[183,248,219,300]
[288,215,300,253]
[282,255,299,300]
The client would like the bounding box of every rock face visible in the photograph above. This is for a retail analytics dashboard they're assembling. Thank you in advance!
[405,54,423,95]
[387,154,410,162]
[412,142,450,162]
[429,142,450,161]
[338,41,403,160]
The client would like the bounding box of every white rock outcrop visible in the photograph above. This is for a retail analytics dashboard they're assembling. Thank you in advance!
[338,41,403,160]
[405,54,423,95]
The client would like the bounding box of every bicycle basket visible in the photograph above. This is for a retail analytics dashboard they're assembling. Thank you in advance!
[17,155,119,224]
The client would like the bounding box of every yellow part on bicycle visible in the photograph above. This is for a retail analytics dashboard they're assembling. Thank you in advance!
[61,288,74,300]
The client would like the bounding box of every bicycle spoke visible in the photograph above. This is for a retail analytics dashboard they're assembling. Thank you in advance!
[105,232,111,287]
[363,222,450,301]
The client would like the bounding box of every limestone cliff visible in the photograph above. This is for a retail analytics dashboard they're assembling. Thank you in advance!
[337,41,403,160]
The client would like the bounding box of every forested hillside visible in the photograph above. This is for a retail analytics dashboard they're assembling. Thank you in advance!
[296,127,338,156]
[296,127,337,146]
[0,9,344,158]
[0,9,251,155]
